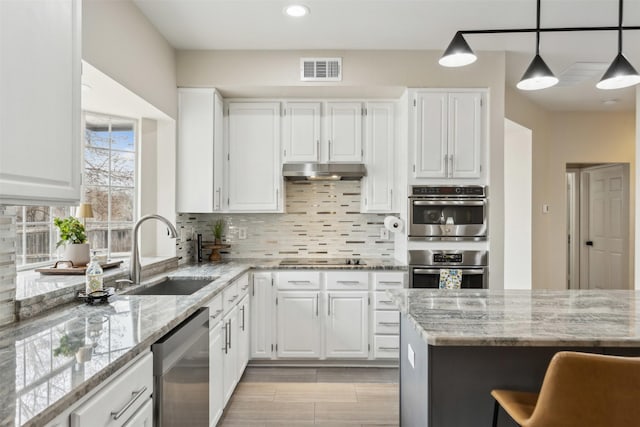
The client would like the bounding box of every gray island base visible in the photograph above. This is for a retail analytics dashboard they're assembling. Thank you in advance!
[389,289,640,427]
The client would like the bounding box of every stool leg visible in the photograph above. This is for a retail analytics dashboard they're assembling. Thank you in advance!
[492,399,499,427]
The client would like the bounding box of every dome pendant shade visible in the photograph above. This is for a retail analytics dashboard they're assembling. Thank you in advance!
[439,32,477,67]
[516,54,559,90]
[596,53,640,89]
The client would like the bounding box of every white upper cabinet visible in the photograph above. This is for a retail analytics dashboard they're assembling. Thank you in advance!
[283,102,321,162]
[226,102,282,212]
[414,91,483,180]
[177,88,225,212]
[0,0,82,205]
[362,102,395,213]
[326,102,363,162]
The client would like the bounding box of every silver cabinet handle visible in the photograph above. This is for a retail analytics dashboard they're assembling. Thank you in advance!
[111,386,147,420]
[288,280,312,285]
[210,309,223,319]
[379,322,400,326]
[379,281,402,285]
[444,154,448,177]
[227,319,232,349]
[337,280,360,284]
[241,284,249,291]
[379,346,400,351]
[228,295,239,303]
[216,187,221,209]
[449,154,454,177]
[379,301,394,305]
[316,140,320,160]
[316,293,319,317]
[241,306,245,331]
[328,140,332,161]
[276,188,279,209]
[328,293,331,316]
[222,323,228,353]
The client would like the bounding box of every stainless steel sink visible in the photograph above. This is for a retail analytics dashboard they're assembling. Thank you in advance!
[127,277,216,295]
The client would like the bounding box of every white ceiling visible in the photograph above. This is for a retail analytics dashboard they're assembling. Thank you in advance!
[134,0,640,111]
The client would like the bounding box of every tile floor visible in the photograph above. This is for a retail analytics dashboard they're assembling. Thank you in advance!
[218,367,400,426]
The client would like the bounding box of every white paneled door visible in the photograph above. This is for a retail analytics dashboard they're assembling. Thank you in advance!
[585,164,629,290]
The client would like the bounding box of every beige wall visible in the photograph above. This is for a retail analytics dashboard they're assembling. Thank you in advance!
[506,89,636,289]
[83,0,177,119]
[177,49,507,288]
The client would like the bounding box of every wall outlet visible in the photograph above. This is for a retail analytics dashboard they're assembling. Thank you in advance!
[180,226,193,242]
[238,227,247,240]
[542,204,550,214]
[380,227,390,240]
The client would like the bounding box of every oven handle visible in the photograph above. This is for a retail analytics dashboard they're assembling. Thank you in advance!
[413,268,485,275]
[411,200,486,206]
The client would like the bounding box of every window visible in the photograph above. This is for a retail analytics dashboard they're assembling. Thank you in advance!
[14,113,137,269]
[83,113,137,258]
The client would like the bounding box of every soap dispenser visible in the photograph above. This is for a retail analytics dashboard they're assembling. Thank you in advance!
[86,250,104,294]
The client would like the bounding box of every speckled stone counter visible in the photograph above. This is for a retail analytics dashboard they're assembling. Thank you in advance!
[3,258,407,426]
[389,289,640,427]
[387,289,640,347]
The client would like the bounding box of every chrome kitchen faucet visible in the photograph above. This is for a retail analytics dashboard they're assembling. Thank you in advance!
[129,214,178,284]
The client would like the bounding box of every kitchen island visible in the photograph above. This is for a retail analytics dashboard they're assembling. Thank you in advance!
[388,289,640,427]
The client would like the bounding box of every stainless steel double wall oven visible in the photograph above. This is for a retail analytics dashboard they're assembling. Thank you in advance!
[409,250,488,289]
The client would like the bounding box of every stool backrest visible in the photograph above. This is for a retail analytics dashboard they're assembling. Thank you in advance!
[527,351,640,427]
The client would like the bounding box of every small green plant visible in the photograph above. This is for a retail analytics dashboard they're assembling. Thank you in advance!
[53,216,87,247]
[211,219,225,241]
[53,333,85,358]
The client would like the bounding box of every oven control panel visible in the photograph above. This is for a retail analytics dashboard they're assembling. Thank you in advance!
[411,186,486,197]
[433,253,463,263]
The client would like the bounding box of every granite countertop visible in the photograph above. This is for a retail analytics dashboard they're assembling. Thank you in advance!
[388,289,640,347]
[3,258,407,426]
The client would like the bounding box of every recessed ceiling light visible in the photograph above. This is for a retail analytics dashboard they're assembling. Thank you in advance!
[284,4,309,17]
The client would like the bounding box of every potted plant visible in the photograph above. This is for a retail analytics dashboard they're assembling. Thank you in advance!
[211,219,225,245]
[54,216,90,266]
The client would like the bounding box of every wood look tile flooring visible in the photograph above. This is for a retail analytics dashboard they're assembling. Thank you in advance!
[218,367,399,426]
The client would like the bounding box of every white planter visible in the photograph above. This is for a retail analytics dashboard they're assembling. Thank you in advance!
[64,243,90,267]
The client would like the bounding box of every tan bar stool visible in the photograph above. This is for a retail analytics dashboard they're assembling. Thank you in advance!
[491,351,640,427]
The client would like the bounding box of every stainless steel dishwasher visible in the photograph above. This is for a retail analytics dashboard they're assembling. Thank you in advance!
[152,307,209,427]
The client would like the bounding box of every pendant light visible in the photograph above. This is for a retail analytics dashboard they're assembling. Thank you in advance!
[439,32,477,67]
[596,0,640,89]
[516,0,558,90]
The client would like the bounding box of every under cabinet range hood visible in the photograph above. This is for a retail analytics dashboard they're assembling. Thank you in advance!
[282,163,367,181]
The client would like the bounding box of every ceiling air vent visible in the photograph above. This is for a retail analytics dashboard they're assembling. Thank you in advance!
[300,57,342,82]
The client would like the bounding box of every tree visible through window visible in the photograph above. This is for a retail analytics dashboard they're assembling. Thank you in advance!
[84,113,136,257]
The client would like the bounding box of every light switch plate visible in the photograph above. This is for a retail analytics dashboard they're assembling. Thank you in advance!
[238,227,247,240]
[380,228,390,240]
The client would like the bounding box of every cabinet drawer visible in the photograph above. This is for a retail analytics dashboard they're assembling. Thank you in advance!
[374,335,400,359]
[374,291,398,310]
[373,310,400,334]
[374,272,405,290]
[207,294,224,323]
[277,271,321,290]
[237,274,251,297]
[223,282,240,312]
[70,352,153,427]
[326,271,369,290]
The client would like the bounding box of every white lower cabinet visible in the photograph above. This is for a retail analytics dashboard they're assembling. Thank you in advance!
[70,352,153,427]
[251,272,273,359]
[222,305,239,405]
[237,294,250,376]
[276,291,321,358]
[325,291,369,358]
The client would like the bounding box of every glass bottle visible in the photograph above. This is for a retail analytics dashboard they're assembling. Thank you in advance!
[86,250,104,294]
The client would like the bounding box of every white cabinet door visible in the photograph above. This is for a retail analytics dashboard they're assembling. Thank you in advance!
[0,0,81,205]
[209,321,224,427]
[237,294,250,378]
[448,92,482,178]
[251,272,273,359]
[222,305,238,405]
[283,102,321,163]
[122,398,153,427]
[227,102,282,212]
[414,91,483,179]
[362,102,395,212]
[326,102,363,162]
[325,292,369,358]
[177,89,225,212]
[414,92,448,178]
[276,291,321,358]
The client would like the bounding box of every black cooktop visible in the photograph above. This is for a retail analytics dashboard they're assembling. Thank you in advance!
[279,258,366,266]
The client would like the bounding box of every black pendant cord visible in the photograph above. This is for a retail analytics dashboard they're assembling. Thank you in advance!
[618,0,623,54]
[536,0,541,55]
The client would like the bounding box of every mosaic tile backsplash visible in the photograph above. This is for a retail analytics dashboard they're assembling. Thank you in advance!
[0,206,16,326]
[176,181,396,262]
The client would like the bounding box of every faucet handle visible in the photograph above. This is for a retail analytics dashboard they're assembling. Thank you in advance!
[116,279,134,285]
